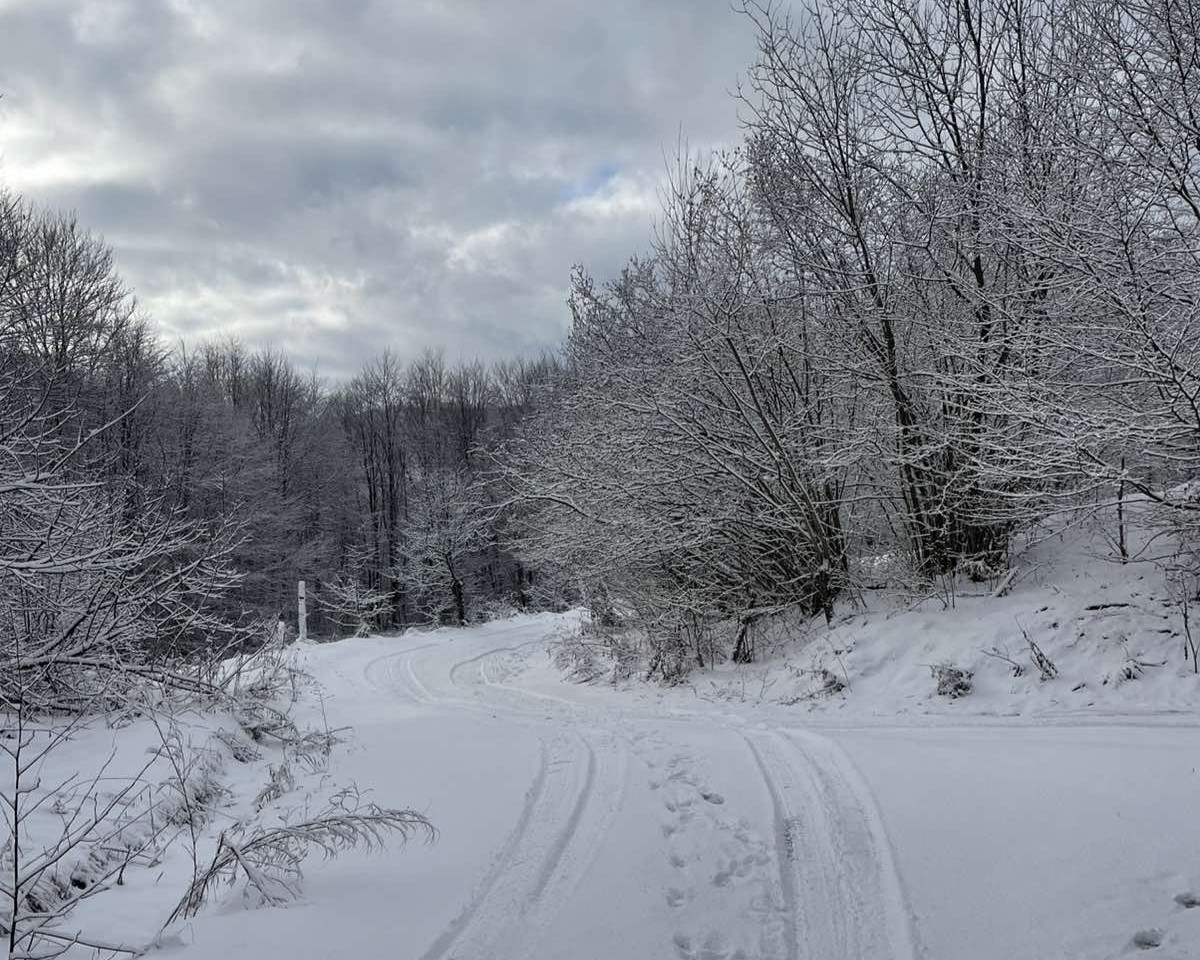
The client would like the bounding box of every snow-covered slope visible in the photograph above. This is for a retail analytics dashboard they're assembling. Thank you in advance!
[539,514,1200,722]
[30,518,1199,960]
[162,595,1200,960]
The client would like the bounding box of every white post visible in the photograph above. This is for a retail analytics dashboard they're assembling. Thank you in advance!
[298,580,307,643]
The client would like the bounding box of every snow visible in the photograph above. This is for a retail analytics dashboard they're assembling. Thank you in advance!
[13,521,1200,959]
[833,725,1200,960]
[178,632,1199,957]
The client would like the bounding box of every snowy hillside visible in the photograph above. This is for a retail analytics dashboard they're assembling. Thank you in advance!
[146,539,1200,960]
[5,513,1200,960]
[9,0,1200,957]
[545,513,1200,723]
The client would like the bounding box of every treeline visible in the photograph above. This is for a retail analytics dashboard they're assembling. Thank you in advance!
[155,342,558,630]
[502,0,1200,676]
[0,189,562,651]
[6,0,1200,683]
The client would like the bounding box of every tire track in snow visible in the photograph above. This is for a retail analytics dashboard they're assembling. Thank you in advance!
[361,617,542,709]
[362,642,442,704]
[445,641,604,721]
[417,738,552,960]
[741,729,918,960]
[446,640,545,697]
[781,730,921,960]
[365,626,914,960]
[377,635,628,960]
[378,632,915,960]
[501,732,630,959]
[529,737,597,902]
[417,730,627,960]
[743,734,801,960]
[365,640,532,714]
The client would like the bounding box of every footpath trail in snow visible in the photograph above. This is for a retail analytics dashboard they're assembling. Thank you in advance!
[180,614,1200,960]
[353,617,918,960]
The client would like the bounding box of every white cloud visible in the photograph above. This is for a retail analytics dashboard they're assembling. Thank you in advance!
[0,0,761,377]
[560,172,660,223]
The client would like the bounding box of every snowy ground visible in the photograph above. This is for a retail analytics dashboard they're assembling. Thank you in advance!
[20,517,1200,959]
[152,603,1200,960]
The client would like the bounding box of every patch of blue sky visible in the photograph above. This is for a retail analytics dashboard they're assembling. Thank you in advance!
[560,163,619,201]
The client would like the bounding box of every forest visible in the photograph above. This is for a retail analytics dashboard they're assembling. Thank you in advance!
[491,0,1200,677]
[5,0,1200,956]
[4,0,1200,695]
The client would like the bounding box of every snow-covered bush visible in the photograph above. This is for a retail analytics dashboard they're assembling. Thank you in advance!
[167,787,433,923]
[322,560,392,638]
[550,616,642,684]
[932,664,973,699]
[550,628,603,683]
[782,663,847,703]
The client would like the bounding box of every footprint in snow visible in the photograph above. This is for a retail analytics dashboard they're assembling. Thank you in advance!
[1131,928,1164,950]
[666,792,696,813]
[666,886,688,908]
[700,790,724,804]
[712,854,759,887]
[698,931,744,960]
[673,931,744,960]
[1174,891,1200,909]
[737,852,760,875]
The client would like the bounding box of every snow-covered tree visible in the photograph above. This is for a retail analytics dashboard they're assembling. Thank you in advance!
[322,547,392,637]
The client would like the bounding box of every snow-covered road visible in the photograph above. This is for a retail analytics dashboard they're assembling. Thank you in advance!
[181,614,1200,960]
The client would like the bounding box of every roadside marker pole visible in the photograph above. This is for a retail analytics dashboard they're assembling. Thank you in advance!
[298,580,307,643]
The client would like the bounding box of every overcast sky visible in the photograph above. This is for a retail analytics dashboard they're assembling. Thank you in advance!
[0,0,759,378]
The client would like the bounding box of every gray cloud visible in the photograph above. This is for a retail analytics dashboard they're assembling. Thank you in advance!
[0,0,760,379]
